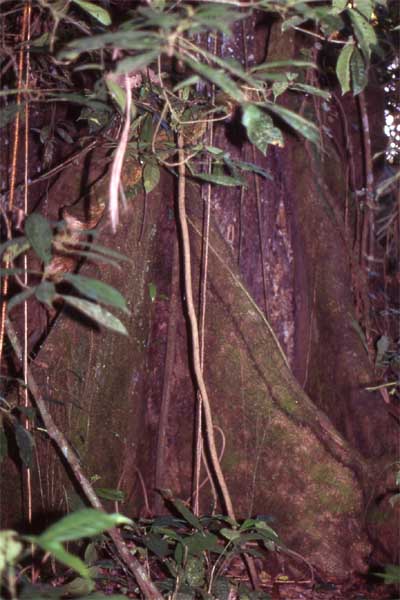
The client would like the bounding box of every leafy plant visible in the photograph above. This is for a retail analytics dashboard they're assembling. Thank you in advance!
[0,508,132,600]
[1,214,130,335]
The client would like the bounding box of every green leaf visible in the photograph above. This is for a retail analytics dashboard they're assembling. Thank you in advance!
[59,248,121,269]
[143,162,160,194]
[331,0,348,14]
[0,103,24,128]
[85,242,132,263]
[263,101,320,145]
[25,214,53,266]
[59,31,160,60]
[0,267,30,276]
[14,424,35,468]
[226,159,273,180]
[185,555,205,587]
[290,83,331,99]
[272,80,289,100]
[61,274,129,314]
[182,56,244,103]
[95,487,125,502]
[336,43,354,95]
[251,60,317,72]
[160,491,204,531]
[143,533,170,558]
[105,79,127,113]
[57,576,95,597]
[148,282,157,303]
[35,281,56,308]
[350,47,367,95]
[35,509,132,545]
[7,288,36,313]
[220,528,241,542]
[184,532,220,556]
[61,295,128,335]
[355,0,374,20]
[114,50,160,75]
[36,539,90,579]
[348,8,377,60]
[0,237,30,262]
[0,530,23,573]
[191,172,245,187]
[71,0,111,26]
[242,104,284,155]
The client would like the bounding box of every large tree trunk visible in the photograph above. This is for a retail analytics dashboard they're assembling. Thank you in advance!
[1,11,398,580]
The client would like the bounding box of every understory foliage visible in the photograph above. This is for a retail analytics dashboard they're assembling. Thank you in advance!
[0,0,399,597]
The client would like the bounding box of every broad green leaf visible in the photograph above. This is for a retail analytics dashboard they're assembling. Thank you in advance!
[192,172,245,187]
[55,126,74,144]
[0,267,30,275]
[59,248,121,269]
[105,78,126,113]
[0,237,30,262]
[199,49,260,88]
[272,80,289,100]
[25,213,53,265]
[331,0,348,14]
[220,528,240,541]
[376,169,400,198]
[35,509,132,544]
[85,242,132,263]
[184,532,220,556]
[226,159,273,180]
[160,492,204,531]
[242,104,284,155]
[47,92,112,113]
[143,162,160,194]
[350,47,367,95]
[263,101,320,145]
[95,487,125,502]
[336,43,354,95]
[143,533,170,558]
[348,8,377,60]
[173,75,200,92]
[0,531,22,573]
[183,56,244,103]
[255,520,279,539]
[251,60,317,72]
[34,539,90,579]
[35,281,56,308]
[57,576,95,597]
[71,0,111,26]
[61,274,129,314]
[290,83,331,99]
[0,103,24,128]
[14,424,35,469]
[59,31,160,60]
[192,3,244,36]
[185,555,205,587]
[114,50,160,75]
[355,0,374,19]
[61,295,128,335]
[7,288,36,313]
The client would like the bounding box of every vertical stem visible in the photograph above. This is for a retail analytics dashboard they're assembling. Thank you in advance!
[176,133,235,521]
